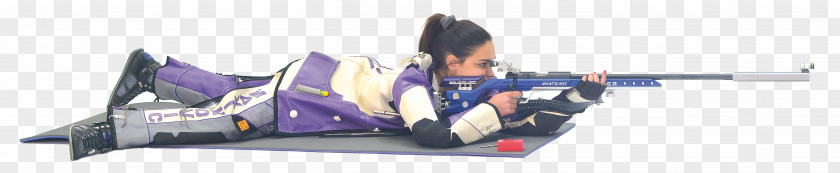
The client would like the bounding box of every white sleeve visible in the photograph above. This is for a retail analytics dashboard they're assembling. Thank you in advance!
[397,86,439,131]
[447,103,503,143]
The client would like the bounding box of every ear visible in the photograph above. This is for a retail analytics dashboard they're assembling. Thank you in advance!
[446,54,460,70]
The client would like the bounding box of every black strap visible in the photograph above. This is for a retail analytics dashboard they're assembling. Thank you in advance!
[514,99,596,120]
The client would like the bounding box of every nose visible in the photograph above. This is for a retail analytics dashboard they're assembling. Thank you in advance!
[486,67,495,77]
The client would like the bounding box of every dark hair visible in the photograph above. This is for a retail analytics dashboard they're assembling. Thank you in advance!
[418,13,492,72]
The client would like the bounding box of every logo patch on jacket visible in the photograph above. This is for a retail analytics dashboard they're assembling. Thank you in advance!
[237,120,250,131]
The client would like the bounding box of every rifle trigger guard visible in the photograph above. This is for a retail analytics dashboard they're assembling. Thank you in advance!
[508,77,517,91]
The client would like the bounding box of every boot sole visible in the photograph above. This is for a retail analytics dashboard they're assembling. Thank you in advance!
[106,48,146,115]
[68,125,78,161]
[68,125,73,160]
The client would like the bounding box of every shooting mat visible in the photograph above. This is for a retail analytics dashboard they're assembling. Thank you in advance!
[20,102,576,158]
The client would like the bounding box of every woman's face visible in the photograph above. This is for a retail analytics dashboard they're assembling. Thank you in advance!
[447,41,496,78]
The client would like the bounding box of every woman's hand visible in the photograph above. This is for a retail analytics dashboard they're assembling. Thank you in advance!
[488,91,523,116]
[575,70,608,101]
[583,70,607,85]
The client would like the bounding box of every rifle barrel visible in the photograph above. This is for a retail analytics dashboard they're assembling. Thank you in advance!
[510,72,809,81]
[571,73,733,80]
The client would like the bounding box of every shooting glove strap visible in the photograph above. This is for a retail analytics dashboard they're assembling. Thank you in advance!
[513,99,595,121]
[554,80,606,102]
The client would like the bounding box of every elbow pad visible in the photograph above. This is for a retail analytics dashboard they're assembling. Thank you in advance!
[411,118,466,148]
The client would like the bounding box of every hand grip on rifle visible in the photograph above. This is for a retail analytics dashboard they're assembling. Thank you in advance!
[554,71,608,101]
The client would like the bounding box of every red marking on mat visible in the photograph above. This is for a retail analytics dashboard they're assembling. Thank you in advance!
[497,139,524,152]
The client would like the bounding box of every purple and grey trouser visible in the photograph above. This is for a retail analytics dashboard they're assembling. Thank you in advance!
[111,52,409,149]
[113,57,285,149]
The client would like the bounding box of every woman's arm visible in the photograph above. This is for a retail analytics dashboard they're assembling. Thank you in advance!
[501,109,574,136]
[398,86,505,148]
[504,71,608,136]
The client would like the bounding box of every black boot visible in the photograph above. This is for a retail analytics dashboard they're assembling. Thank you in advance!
[107,48,161,113]
[69,120,117,161]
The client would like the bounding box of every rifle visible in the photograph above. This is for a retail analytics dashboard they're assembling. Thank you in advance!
[437,61,814,116]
